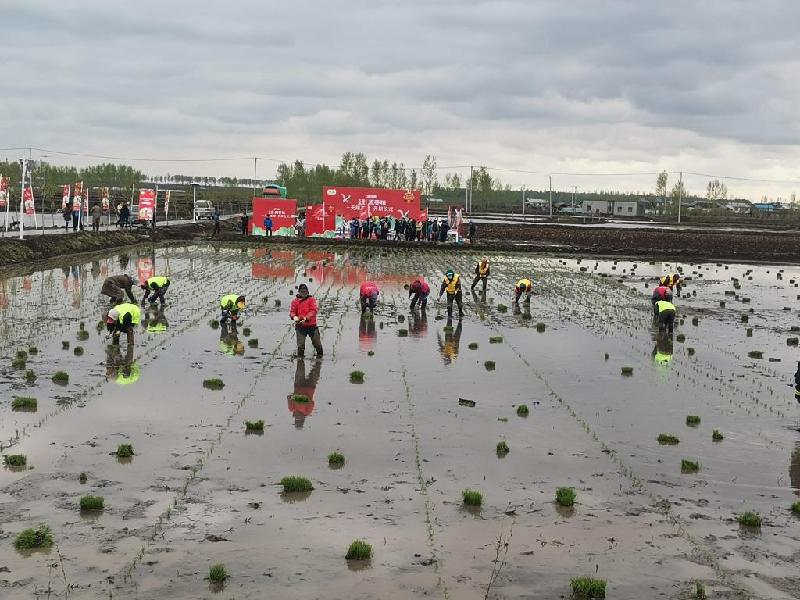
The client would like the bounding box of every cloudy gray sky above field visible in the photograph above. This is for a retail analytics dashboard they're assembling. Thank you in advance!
[2,0,799,198]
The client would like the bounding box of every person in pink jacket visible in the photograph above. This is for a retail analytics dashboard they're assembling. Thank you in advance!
[408,278,430,310]
[359,281,380,313]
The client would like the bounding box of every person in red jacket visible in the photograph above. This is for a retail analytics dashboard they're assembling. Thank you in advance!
[651,283,673,317]
[408,278,430,310]
[290,283,323,357]
[359,281,380,313]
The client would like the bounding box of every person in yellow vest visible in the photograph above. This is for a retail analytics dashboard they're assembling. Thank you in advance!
[655,298,676,333]
[220,294,246,323]
[106,302,141,344]
[437,269,463,320]
[471,258,490,293]
[659,273,683,297]
[514,278,532,304]
[140,275,170,306]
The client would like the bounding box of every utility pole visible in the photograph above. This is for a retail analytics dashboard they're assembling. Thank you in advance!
[549,175,553,218]
[253,157,258,201]
[572,185,577,211]
[469,165,474,214]
[521,186,525,217]
[677,171,683,224]
[18,158,26,240]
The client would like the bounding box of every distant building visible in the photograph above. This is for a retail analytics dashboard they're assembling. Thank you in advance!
[612,200,642,217]
[725,200,752,214]
[752,202,779,213]
[583,200,612,215]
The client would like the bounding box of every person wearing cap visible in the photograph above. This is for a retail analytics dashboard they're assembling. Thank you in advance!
[514,278,533,304]
[471,258,490,293]
[220,294,246,323]
[101,274,136,304]
[660,273,682,297]
[655,298,676,333]
[140,275,170,306]
[359,281,380,313]
[438,269,463,320]
[106,302,141,344]
[290,284,323,357]
[409,278,430,310]
[651,282,673,317]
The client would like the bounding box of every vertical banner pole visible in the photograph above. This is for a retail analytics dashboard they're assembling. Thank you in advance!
[19,159,25,240]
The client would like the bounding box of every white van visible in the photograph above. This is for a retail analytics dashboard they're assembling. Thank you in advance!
[194,200,215,220]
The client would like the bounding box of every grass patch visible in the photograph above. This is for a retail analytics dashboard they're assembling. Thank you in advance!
[442,325,453,333]
[25,369,36,383]
[280,476,313,493]
[242,327,251,336]
[691,317,699,326]
[681,459,700,473]
[712,429,724,442]
[12,396,37,412]
[28,346,38,355]
[496,440,509,457]
[516,404,529,417]
[686,415,701,426]
[489,336,503,343]
[398,328,409,337]
[746,327,753,337]
[208,564,227,583]
[16,350,28,361]
[11,357,26,369]
[62,341,70,350]
[497,304,508,313]
[345,540,372,560]
[555,487,576,507]
[484,360,496,371]
[462,489,483,507]
[747,350,763,359]
[497,416,508,422]
[328,452,345,468]
[570,576,606,599]
[468,342,478,350]
[52,371,69,385]
[209,319,220,329]
[349,370,365,383]
[14,525,54,551]
[3,454,27,467]
[79,495,104,511]
[737,511,762,527]
[687,347,695,356]
[247,338,258,348]
[274,299,282,307]
[676,333,686,342]
[620,366,634,376]
[535,322,546,332]
[203,378,225,390]
[790,501,800,516]
[291,394,310,404]
[77,330,89,341]
[367,350,374,356]
[787,337,799,346]
[244,420,264,432]
[740,314,748,323]
[115,444,134,458]
[657,433,679,445]
[79,472,87,484]
[73,346,84,356]
[694,582,706,600]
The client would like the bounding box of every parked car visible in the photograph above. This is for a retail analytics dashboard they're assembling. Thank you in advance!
[194,200,215,220]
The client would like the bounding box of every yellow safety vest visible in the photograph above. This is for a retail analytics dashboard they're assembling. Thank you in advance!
[478,262,489,276]
[654,351,673,364]
[660,274,680,287]
[116,303,141,325]
[147,322,168,333]
[517,278,532,289]
[147,276,169,289]
[444,274,460,295]
[116,363,140,385]
[220,294,240,309]
[656,300,675,313]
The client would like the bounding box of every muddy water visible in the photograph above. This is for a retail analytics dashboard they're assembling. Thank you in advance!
[0,245,798,599]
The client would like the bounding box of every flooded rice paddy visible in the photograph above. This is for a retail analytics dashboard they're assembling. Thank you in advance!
[0,245,798,599]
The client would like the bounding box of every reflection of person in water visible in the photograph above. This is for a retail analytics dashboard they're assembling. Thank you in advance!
[287,358,322,429]
[358,313,377,351]
[118,253,130,270]
[651,330,674,368]
[511,302,531,320]
[409,308,428,337]
[437,318,462,365]
[794,361,800,403]
[219,322,245,355]
[790,443,799,498]
[105,343,139,384]
[143,306,169,333]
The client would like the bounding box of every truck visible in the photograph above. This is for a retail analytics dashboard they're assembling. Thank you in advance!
[193,200,215,220]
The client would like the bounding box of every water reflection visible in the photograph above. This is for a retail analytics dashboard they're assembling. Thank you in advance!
[288,358,322,429]
[437,319,462,365]
[358,314,377,351]
[651,330,674,369]
[219,322,244,356]
[143,306,169,333]
[106,343,139,385]
[409,308,428,337]
[791,443,799,498]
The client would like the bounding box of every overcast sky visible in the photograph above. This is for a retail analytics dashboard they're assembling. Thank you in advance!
[2,0,799,198]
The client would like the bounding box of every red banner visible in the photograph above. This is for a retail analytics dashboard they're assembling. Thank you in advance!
[251,197,297,236]
[0,176,9,208]
[137,257,154,284]
[163,190,170,216]
[305,203,335,237]
[138,189,155,221]
[101,187,110,213]
[323,186,420,220]
[22,186,35,215]
[62,184,70,210]
[72,181,83,212]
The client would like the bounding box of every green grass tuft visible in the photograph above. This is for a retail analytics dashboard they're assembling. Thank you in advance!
[570,576,606,598]
[209,319,220,329]
[694,581,706,600]
[676,333,686,342]
[686,415,701,426]
[73,346,84,356]
[77,330,89,341]
[25,369,37,383]
[208,563,227,583]
[244,420,264,432]
[345,539,372,560]
[115,444,134,458]
[328,452,345,468]
[496,440,509,456]
[12,396,37,412]
[203,378,225,390]
[787,337,799,346]
[3,454,27,467]
[52,371,69,385]
[620,366,634,376]
[398,328,409,337]
[489,336,503,343]
[516,404,529,417]
[681,459,700,473]
[242,327,251,336]
[16,350,28,361]
[28,346,38,355]
[712,429,724,442]
[79,495,104,511]
[247,338,258,348]
[790,501,800,516]
[462,489,483,507]
[79,472,87,484]
[349,370,365,383]
[468,342,478,350]
[367,350,374,356]
[555,487,576,507]
[657,434,679,445]
[62,341,70,350]
[535,322,546,332]
[497,304,508,313]
[14,525,54,550]
[484,360,496,371]
[11,357,26,369]
[747,350,763,359]
[292,394,310,403]
[737,511,762,527]
[280,476,313,493]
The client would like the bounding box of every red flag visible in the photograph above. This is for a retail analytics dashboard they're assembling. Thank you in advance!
[62,184,71,210]
[23,186,35,215]
[0,176,9,208]
[72,181,83,212]
[101,187,110,213]
[138,189,155,221]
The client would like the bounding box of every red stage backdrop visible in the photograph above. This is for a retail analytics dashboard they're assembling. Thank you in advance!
[251,198,297,236]
[305,203,335,237]
[138,189,155,222]
[323,186,421,220]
